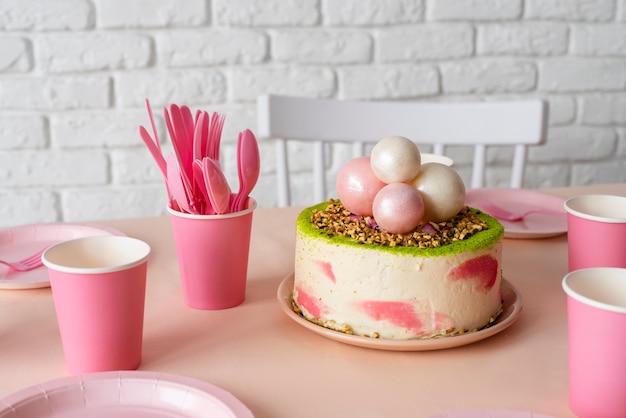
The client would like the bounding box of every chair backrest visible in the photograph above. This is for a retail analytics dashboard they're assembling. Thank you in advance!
[256,94,548,207]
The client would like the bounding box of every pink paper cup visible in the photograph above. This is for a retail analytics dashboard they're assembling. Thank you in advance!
[42,236,150,375]
[564,194,626,272]
[168,199,256,310]
[562,267,626,418]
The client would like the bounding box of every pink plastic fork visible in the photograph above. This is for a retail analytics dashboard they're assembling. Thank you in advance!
[481,202,566,222]
[0,247,47,271]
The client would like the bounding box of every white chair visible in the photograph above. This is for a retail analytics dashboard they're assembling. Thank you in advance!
[256,94,548,207]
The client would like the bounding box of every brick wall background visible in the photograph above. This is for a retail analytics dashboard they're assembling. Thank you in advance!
[1,0,625,227]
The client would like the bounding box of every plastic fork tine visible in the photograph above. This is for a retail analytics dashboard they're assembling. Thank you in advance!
[208,113,225,162]
[0,247,48,271]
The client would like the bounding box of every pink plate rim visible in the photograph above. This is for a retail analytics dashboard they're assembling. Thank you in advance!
[0,222,126,290]
[465,188,567,239]
[428,409,556,418]
[0,370,254,418]
[277,274,523,352]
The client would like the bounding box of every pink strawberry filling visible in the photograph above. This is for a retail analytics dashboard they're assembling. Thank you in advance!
[295,285,329,318]
[315,260,336,283]
[447,254,498,292]
[356,300,424,334]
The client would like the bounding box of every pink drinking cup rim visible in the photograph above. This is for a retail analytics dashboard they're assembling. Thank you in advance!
[564,194,626,223]
[167,198,257,220]
[562,267,626,314]
[42,236,151,274]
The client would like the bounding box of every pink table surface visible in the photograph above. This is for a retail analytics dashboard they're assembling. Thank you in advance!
[1,183,625,418]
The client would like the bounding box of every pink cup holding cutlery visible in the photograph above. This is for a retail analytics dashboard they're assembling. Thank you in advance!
[168,199,256,310]
[42,236,151,375]
[562,267,626,418]
[564,194,626,272]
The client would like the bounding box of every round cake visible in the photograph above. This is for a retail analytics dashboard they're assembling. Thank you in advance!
[291,136,505,340]
[293,201,504,340]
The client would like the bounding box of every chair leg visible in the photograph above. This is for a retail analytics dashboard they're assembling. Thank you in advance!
[471,145,486,189]
[510,144,526,188]
[352,142,365,158]
[276,139,290,207]
[313,141,325,203]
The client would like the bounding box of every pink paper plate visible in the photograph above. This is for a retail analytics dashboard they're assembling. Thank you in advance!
[0,371,254,418]
[465,188,567,239]
[277,274,523,351]
[429,410,555,418]
[0,223,125,290]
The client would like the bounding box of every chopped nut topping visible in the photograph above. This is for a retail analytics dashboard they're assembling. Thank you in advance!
[309,199,489,248]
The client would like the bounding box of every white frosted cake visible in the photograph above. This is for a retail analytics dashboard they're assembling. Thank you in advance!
[291,136,505,340]
[293,202,504,340]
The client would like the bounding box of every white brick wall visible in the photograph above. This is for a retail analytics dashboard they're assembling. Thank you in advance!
[1,0,625,227]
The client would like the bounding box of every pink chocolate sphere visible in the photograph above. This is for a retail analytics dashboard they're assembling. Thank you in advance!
[336,157,386,216]
[372,183,425,234]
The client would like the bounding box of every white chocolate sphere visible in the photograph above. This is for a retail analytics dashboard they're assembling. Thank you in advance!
[370,136,421,184]
[409,163,466,222]
[372,183,425,234]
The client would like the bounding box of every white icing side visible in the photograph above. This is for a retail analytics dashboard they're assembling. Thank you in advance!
[294,227,503,340]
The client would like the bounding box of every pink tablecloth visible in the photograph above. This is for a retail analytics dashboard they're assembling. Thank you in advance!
[1,183,625,417]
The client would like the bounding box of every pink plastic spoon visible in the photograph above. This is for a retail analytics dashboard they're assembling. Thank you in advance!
[233,129,260,212]
[192,159,212,215]
[199,157,231,215]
